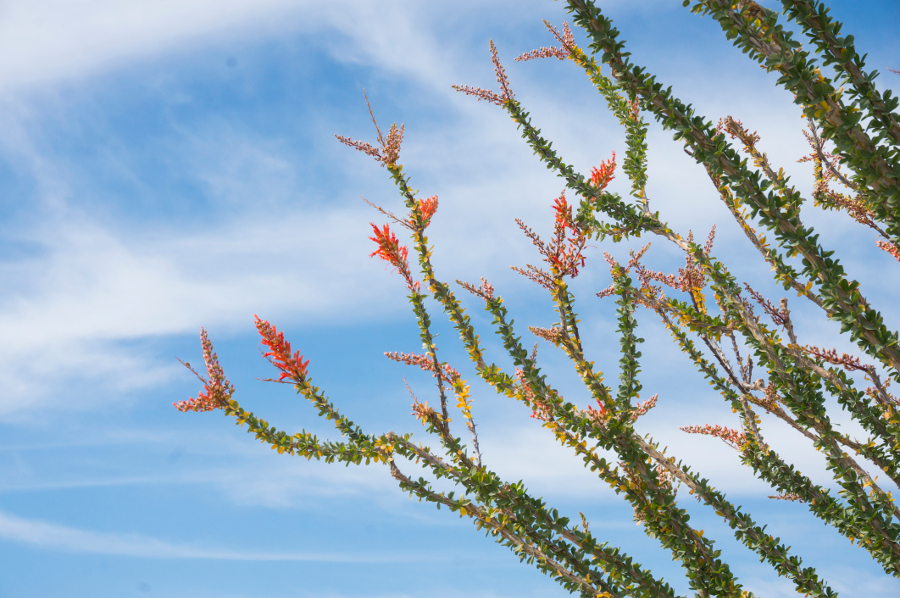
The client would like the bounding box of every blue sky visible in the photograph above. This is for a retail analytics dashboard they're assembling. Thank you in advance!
[1,0,899,596]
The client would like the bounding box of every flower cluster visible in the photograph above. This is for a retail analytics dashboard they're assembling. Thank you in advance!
[589,151,616,191]
[627,228,715,312]
[369,223,409,268]
[585,393,657,424]
[385,351,460,385]
[177,8,900,596]
[452,40,514,106]
[409,195,439,228]
[411,399,437,425]
[368,222,419,292]
[255,315,310,384]
[680,424,747,451]
[549,191,589,277]
[803,344,870,373]
[174,329,235,412]
[515,21,575,62]
[457,277,495,301]
[334,91,404,167]
[512,187,601,287]
[585,399,607,422]
[877,239,900,262]
[529,325,565,345]
[630,393,659,420]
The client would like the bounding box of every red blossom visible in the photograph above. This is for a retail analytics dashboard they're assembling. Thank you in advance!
[547,191,589,277]
[174,329,235,412]
[589,151,616,191]
[255,315,310,383]
[369,223,409,268]
[409,195,439,228]
[368,222,420,292]
[586,399,607,420]
[553,193,575,229]
[550,243,587,276]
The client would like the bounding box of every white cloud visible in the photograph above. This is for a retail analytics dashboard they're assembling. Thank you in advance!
[0,507,427,561]
[0,205,398,416]
[0,0,558,97]
[0,0,313,94]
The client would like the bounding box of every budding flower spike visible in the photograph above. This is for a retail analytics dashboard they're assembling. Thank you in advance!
[174,328,235,412]
[680,424,747,451]
[515,21,575,62]
[452,40,514,106]
[334,90,404,167]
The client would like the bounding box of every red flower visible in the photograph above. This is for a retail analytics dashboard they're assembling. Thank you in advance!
[586,399,607,419]
[548,191,588,277]
[553,192,574,229]
[410,195,439,227]
[255,315,310,383]
[369,223,410,271]
[589,151,616,191]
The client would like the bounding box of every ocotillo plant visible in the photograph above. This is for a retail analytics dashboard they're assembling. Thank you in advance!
[175,1,900,595]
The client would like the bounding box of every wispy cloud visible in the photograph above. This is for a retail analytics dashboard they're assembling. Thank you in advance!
[0,508,427,562]
[0,0,314,94]
[0,0,555,97]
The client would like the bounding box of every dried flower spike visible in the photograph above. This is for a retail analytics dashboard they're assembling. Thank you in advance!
[516,21,575,62]
[335,90,404,167]
[452,40,514,107]
[680,423,747,451]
